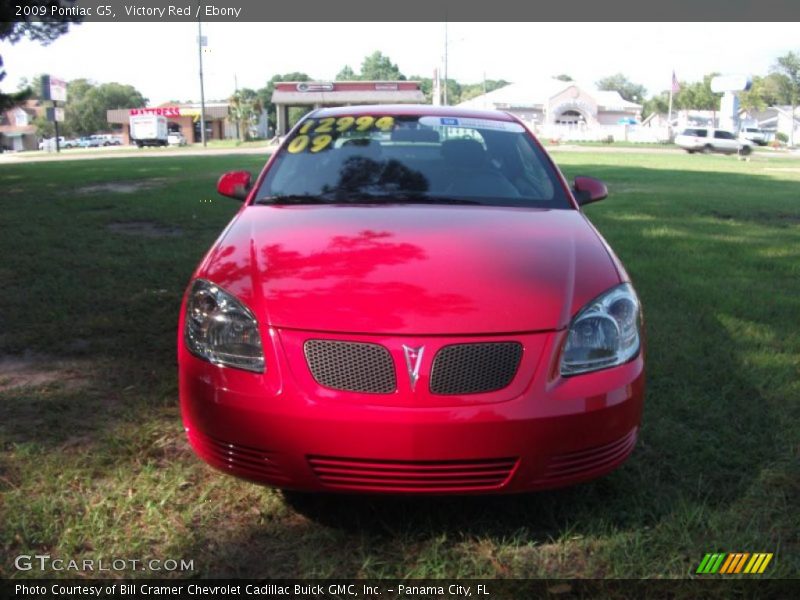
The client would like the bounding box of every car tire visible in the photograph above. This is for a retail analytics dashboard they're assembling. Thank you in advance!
[740,146,752,156]
[686,149,695,154]
[702,144,713,154]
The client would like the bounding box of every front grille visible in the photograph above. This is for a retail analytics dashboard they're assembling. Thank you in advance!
[304,339,396,394]
[430,342,522,395]
[308,455,518,492]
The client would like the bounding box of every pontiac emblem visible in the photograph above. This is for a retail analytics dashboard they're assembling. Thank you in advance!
[402,345,425,390]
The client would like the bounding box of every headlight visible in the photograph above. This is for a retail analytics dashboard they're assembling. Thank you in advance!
[184,279,264,372]
[560,283,642,376]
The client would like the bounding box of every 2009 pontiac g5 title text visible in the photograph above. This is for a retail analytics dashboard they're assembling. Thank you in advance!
[14,4,243,19]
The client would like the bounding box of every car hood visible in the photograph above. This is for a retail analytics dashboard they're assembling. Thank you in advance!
[199,205,622,335]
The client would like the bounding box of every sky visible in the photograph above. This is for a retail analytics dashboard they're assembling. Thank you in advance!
[1,22,797,106]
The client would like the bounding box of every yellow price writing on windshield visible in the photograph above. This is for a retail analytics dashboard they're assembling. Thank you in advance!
[288,116,396,153]
[374,116,395,131]
[296,115,396,137]
[287,134,334,154]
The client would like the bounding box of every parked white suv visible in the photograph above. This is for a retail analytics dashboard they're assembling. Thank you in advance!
[675,128,754,155]
[93,134,123,146]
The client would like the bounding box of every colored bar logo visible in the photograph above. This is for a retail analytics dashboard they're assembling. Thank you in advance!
[696,553,773,574]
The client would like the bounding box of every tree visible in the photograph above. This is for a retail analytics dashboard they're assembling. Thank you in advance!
[0,2,81,110]
[229,87,263,141]
[256,72,312,129]
[0,2,80,44]
[359,51,406,81]
[596,73,647,104]
[335,65,357,81]
[642,92,670,117]
[62,79,147,136]
[739,74,788,111]
[771,51,800,146]
[675,73,718,111]
[457,79,510,104]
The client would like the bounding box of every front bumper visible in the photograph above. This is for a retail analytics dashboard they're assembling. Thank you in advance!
[179,328,645,494]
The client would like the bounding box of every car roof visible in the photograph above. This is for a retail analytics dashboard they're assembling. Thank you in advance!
[311,104,518,122]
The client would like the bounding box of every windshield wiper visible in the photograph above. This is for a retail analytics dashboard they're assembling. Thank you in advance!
[387,193,483,205]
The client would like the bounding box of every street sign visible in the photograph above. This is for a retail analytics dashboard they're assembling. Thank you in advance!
[46,107,65,122]
[41,75,68,103]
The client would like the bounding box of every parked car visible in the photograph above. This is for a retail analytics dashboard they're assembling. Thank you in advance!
[738,127,768,146]
[38,136,65,150]
[675,127,754,155]
[179,105,646,494]
[167,131,187,146]
[61,138,80,149]
[77,136,103,148]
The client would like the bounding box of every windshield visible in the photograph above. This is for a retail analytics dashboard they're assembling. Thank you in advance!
[255,114,570,208]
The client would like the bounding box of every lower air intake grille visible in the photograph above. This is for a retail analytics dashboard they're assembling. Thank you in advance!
[304,339,396,394]
[532,427,638,486]
[187,430,287,482]
[430,342,522,395]
[308,455,518,492]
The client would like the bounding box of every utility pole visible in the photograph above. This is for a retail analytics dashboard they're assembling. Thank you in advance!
[53,102,61,153]
[234,73,240,141]
[443,20,448,106]
[197,18,207,147]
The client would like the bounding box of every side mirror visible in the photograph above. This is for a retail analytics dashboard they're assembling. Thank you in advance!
[572,176,608,206]
[217,170,253,201]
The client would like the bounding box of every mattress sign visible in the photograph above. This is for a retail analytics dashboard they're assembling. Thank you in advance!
[419,116,525,132]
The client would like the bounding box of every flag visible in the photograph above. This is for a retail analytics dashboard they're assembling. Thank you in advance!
[671,71,681,93]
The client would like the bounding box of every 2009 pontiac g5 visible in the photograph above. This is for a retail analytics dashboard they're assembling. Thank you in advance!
[179,105,645,494]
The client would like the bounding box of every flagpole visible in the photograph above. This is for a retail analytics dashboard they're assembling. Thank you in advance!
[668,86,673,136]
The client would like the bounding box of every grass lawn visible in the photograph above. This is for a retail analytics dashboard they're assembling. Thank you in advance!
[0,151,798,580]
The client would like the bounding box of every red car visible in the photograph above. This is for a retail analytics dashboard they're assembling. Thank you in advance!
[179,105,645,494]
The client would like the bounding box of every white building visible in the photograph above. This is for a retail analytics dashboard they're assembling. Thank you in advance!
[457,79,642,141]
[740,106,800,145]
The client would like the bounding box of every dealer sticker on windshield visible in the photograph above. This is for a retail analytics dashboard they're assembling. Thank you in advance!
[418,116,525,132]
[287,115,396,153]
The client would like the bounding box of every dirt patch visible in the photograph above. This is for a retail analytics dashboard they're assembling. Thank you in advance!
[0,353,93,393]
[76,178,168,195]
[107,221,183,238]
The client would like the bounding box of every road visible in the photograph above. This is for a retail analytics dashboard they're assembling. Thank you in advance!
[0,143,275,164]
